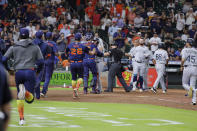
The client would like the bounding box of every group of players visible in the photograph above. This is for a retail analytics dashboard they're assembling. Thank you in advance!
[1,27,197,126]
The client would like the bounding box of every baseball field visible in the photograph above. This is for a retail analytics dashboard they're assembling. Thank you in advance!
[8,88,197,131]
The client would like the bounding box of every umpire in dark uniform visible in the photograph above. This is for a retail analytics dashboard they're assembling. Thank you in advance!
[104,44,131,92]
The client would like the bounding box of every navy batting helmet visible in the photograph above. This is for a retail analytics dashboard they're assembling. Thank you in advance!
[20,28,29,37]
[35,30,43,39]
[85,33,93,41]
[46,32,52,39]
[74,33,82,41]
[158,43,165,49]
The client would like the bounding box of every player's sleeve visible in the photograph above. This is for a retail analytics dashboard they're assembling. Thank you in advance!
[3,46,14,61]
[83,45,90,53]
[165,51,169,60]
[153,52,156,60]
[35,46,44,60]
[113,32,118,38]
[53,43,58,53]
[95,46,104,57]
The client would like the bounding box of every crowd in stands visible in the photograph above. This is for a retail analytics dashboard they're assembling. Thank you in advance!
[0,0,197,62]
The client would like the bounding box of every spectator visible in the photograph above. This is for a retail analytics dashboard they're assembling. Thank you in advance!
[188,24,196,38]
[176,13,185,32]
[113,28,126,49]
[181,29,189,41]
[56,33,67,53]
[60,24,70,38]
[116,13,125,28]
[26,22,36,38]
[127,10,136,25]
[149,33,161,53]
[134,13,144,30]
[85,2,94,22]
[174,47,182,61]
[47,12,57,27]
[167,0,175,10]
[92,10,101,32]
[186,8,196,26]
[108,21,118,44]
[169,48,177,61]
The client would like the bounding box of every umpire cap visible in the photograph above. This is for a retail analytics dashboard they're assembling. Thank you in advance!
[35,30,43,39]
[46,32,52,39]
[20,28,29,37]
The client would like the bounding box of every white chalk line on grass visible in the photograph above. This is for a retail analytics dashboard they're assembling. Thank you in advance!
[10,106,184,128]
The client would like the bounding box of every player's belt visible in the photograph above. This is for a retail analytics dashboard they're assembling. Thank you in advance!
[70,60,82,63]
[184,65,197,67]
[88,58,95,60]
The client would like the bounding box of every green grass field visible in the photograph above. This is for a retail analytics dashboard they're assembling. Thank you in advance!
[8,100,197,131]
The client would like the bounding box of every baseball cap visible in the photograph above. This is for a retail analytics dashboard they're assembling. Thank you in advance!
[46,32,52,39]
[74,33,82,40]
[20,28,29,36]
[35,30,43,38]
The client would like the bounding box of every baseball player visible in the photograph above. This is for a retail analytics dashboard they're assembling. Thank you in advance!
[143,43,153,90]
[2,28,44,125]
[40,32,58,97]
[129,38,150,92]
[127,36,140,89]
[83,33,104,94]
[66,33,95,98]
[33,30,51,99]
[151,44,169,93]
[181,41,197,105]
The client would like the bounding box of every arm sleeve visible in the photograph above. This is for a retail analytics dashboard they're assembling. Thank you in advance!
[113,32,118,38]
[36,46,44,60]
[53,43,58,53]
[165,52,169,60]
[4,46,14,59]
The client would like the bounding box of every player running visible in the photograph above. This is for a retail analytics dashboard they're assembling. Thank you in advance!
[151,44,169,93]
[66,33,95,98]
[2,28,44,125]
[40,32,58,97]
[180,40,197,105]
[33,30,51,99]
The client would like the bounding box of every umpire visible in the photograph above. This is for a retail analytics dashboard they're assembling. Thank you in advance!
[104,44,131,92]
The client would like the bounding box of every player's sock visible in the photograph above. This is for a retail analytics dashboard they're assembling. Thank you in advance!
[25,91,34,104]
[77,78,83,90]
[139,76,143,89]
[133,75,137,83]
[72,80,77,90]
[17,100,24,120]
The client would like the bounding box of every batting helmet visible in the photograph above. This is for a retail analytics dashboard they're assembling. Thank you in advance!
[85,33,93,41]
[74,33,82,41]
[158,43,165,49]
[35,30,43,39]
[46,32,52,39]
[20,28,29,38]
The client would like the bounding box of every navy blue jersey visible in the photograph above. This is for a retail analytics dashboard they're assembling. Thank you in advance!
[33,38,51,59]
[66,42,89,61]
[83,41,103,59]
[45,40,58,63]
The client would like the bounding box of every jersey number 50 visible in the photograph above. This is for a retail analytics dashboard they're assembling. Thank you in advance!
[71,48,83,55]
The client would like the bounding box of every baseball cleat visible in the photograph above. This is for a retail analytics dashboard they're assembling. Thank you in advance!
[73,89,79,98]
[40,93,47,98]
[83,87,88,94]
[188,87,193,98]
[162,90,167,94]
[139,89,143,92]
[18,84,25,100]
[151,88,157,93]
[19,119,25,126]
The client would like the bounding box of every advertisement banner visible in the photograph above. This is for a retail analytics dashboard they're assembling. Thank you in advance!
[116,68,157,87]
[41,71,92,86]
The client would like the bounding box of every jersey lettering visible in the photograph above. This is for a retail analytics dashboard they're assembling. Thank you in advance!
[156,54,162,61]
[186,55,196,64]
[70,48,83,55]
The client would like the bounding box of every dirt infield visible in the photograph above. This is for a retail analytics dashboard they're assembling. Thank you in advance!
[11,88,197,111]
